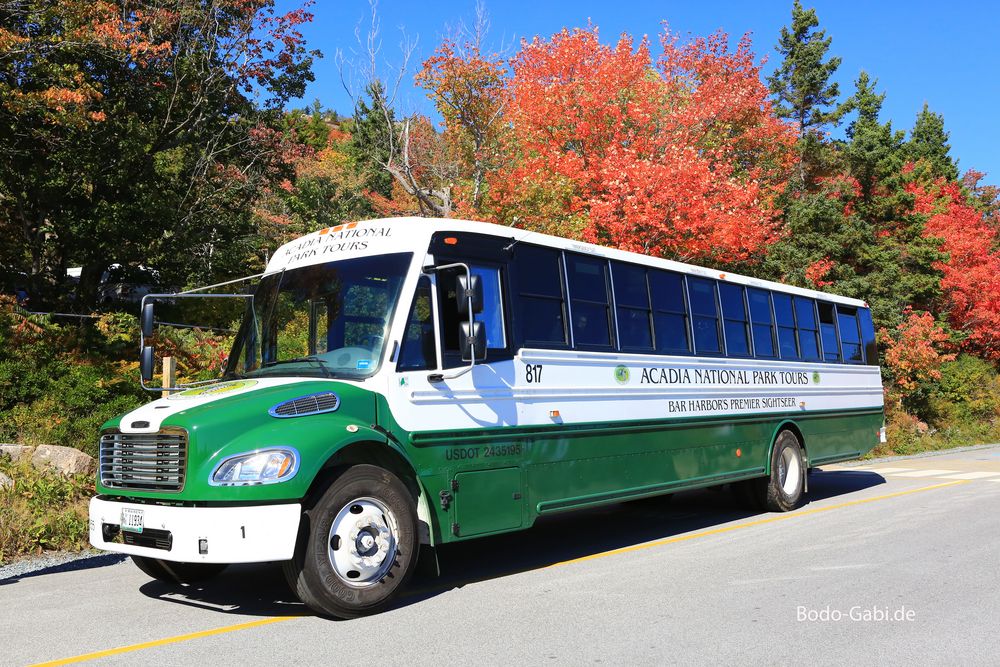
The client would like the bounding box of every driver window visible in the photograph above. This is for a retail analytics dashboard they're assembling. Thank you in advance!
[398,277,437,371]
[438,264,506,368]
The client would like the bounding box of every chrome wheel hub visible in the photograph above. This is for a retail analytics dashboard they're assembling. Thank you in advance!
[328,497,398,587]
[779,447,801,496]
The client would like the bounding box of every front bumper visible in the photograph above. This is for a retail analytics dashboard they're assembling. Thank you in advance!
[89,497,302,564]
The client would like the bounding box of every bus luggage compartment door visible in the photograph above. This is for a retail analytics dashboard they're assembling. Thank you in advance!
[453,467,523,537]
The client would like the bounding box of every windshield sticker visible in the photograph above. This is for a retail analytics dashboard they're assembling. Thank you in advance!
[170,379,258,400]
[356,359,371,370]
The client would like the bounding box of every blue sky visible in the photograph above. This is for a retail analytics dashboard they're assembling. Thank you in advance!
[279,0,1000,185]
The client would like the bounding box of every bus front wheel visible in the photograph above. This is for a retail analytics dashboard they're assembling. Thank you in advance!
[284,464,418,619]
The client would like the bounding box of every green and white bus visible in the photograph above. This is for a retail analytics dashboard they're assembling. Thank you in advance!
[90,217,885,618]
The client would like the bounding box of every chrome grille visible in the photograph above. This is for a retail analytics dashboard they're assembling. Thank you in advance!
[269,392,340,418]
[99,430,187,492]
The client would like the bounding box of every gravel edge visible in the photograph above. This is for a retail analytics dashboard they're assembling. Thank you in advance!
[0,549,128,583]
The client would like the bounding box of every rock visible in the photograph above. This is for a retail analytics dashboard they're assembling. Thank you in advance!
[30,445,96,476]
[0,471,12,489]
[0,444,36,463]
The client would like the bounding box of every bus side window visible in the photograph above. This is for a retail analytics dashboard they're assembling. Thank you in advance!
[513,245,567,347]
[837,306,864,364]
[818,302,841,362]
[794,297,821,361]
[747,288,776,359]
[687,277,721,355]
[397,277,437,371]
[773,293,799,359]
[859,307,878,365]
[649,270,690,354]
[719,283,750,357]
[566,253,614,349]
[611,262,653,352]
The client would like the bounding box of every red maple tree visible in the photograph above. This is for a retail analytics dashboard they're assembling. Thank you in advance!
[483,26,796,264]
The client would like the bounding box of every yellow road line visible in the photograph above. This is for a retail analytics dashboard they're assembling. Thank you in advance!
[30,616,299,667]
[548,479,969,567]
[33,479,968,666]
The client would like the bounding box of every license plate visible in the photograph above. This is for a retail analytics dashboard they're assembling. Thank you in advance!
[121,507,144,534]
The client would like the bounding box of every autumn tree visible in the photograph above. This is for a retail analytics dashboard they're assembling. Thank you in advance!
[909,178,1000,359]
[485,26,795,264]
[416,15,507,214]
[0,0,318,307]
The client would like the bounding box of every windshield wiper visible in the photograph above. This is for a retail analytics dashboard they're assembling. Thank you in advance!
[261,356,335,378]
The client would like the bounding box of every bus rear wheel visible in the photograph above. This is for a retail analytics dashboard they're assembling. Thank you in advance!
[131,556,226,584]
[284,464,418,619]
[759,430,805,512]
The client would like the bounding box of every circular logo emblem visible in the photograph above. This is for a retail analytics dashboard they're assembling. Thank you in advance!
[614,365,630,385]
[171,379,258,399]
[812,371,821,384]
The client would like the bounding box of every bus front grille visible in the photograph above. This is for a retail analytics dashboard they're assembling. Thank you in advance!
[99,429,187,492]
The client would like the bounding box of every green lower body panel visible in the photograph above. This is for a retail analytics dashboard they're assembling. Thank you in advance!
[402,408,884,544]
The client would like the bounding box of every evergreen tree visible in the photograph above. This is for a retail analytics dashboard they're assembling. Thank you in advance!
[768,1,844,134]
[768,1,845,184]
[349,82,396,199]
[905,103,959,180]
[843,71,905,207]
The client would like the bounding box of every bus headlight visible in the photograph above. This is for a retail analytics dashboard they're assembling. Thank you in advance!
[210,448,299,486]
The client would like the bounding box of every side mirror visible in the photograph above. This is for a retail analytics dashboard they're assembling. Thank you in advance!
[141,301,155,338]
[456,274,483,317]
[140,346,154,382]
[459,321,487,362]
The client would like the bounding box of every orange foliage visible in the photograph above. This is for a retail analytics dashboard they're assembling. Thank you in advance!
[909,179,1000,359]
[485,26,795,263]
[880,308,955,392]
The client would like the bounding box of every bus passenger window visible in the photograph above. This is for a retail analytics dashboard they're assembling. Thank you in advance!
[514,246,567,346]
[566,254,613,348]
[612,262,653,351]
[837,306,864,363]
[397,277,436,371]
[773,293,799,359]
[687,277,721,354]
[748,288,776,358]
[720,283,750,357]
[818,302,841,362]
[795,297,820,361]
[859,308,877,365]
[649,270,690,354]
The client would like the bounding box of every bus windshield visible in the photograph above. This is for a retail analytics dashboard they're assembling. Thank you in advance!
[225,253,412,380]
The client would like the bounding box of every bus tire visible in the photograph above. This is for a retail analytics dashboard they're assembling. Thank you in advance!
[131,556,226,584]
[284,464,418,619]
[758,430,806,512]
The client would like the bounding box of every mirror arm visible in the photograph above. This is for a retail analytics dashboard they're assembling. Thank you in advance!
[138,292,253,394]
[424,262,478,384]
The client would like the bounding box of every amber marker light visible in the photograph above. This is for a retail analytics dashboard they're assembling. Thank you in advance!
[444,237,459,245]
[735,448,742,457]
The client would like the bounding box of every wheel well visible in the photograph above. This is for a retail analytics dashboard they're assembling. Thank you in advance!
[304,440,420,507]
[769,421,806,471]
[302,441,436,545]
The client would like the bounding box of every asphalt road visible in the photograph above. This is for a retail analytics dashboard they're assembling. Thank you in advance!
[4,446,1000,666]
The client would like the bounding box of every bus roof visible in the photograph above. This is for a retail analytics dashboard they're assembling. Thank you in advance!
[266,217,867,308]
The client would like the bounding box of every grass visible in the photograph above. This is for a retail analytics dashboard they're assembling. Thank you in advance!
[0,457,94,564]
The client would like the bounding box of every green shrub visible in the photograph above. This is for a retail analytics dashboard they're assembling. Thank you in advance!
[0,457,94,563]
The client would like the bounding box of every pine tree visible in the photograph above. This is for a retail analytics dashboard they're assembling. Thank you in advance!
[349,82,396,199]
[768,1,845,137]
[905,103,959,180]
